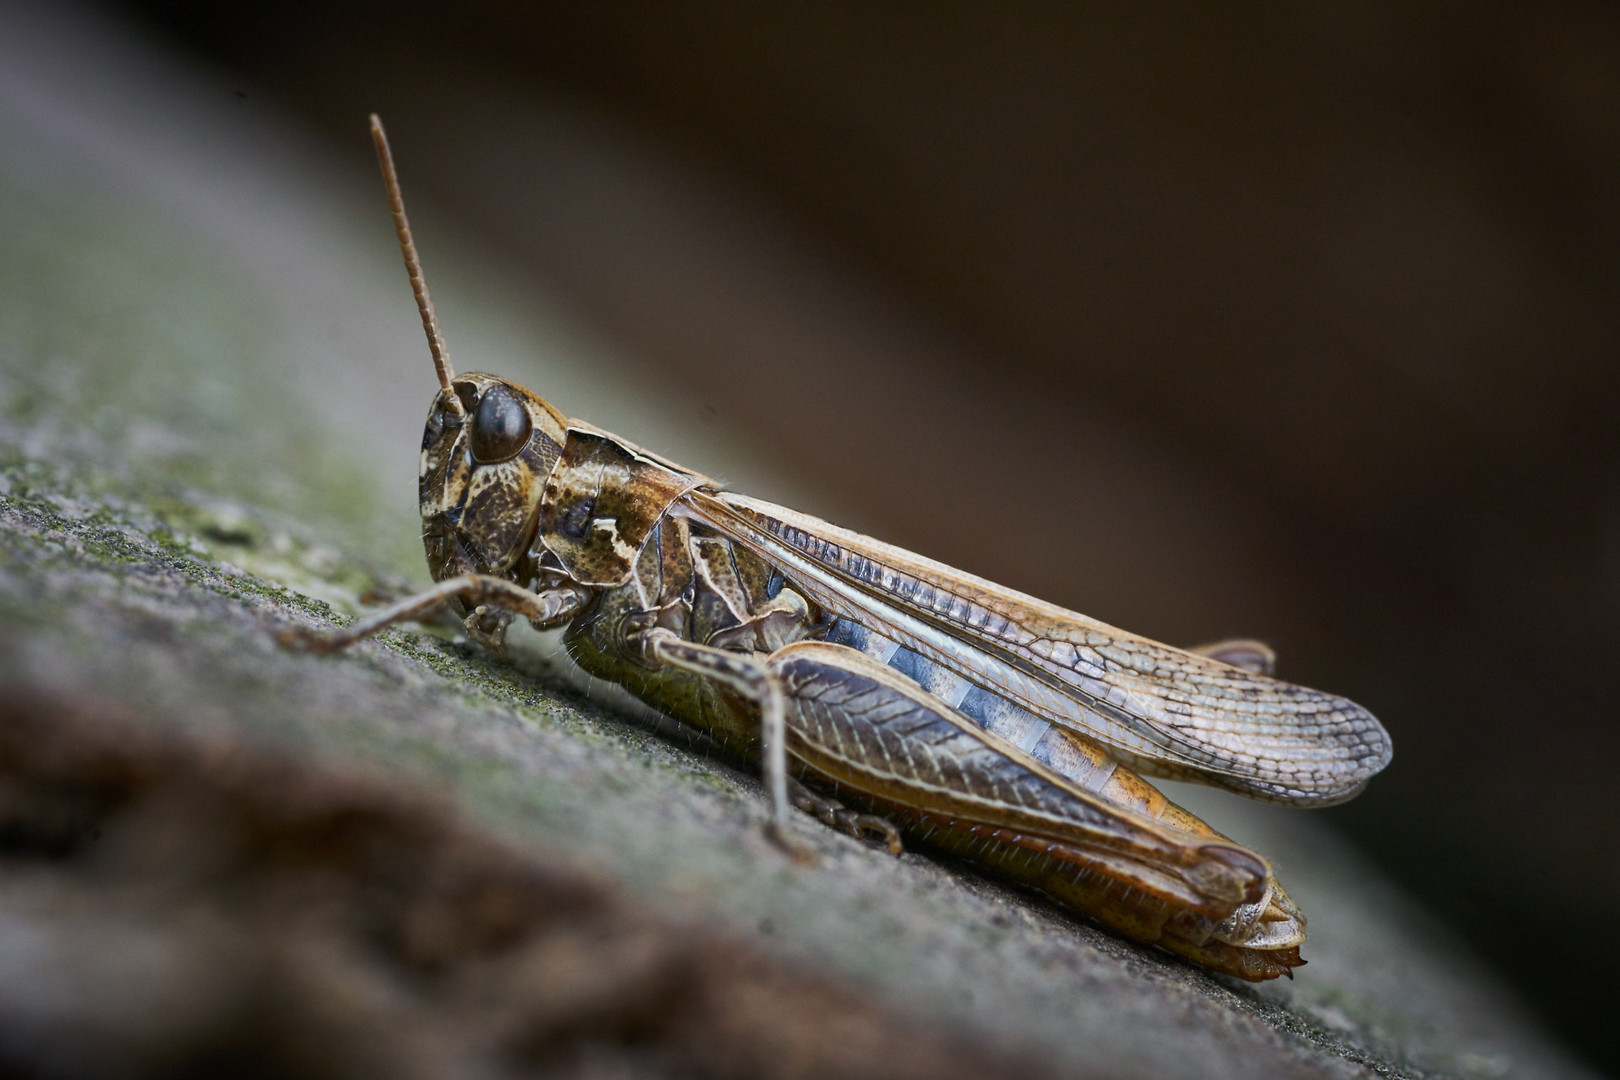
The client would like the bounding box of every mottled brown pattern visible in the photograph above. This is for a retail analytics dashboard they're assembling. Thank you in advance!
[418,374,566,580]
[538,427,707,586]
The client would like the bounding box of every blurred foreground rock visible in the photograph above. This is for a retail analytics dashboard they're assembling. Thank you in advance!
[0,6,1598,1078]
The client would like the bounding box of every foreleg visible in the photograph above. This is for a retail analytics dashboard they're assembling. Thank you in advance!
[282,573,589,652]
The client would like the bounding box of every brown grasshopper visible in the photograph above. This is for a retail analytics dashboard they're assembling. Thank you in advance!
[290,116,1392,982]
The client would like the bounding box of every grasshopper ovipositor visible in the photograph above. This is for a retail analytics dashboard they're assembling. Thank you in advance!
[290,116,1392,981]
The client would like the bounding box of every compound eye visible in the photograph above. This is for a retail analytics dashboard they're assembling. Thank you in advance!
[469,384,532,463]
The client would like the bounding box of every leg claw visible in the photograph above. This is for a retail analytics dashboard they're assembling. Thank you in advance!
[788,779,904,855]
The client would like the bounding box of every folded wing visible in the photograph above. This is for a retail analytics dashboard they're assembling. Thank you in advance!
[688,491,1392,806]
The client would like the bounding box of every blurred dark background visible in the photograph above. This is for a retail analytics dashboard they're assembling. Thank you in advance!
[105,1,1619,1070]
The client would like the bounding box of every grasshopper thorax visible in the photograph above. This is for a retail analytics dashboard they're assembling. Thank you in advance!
[419,373,568,582]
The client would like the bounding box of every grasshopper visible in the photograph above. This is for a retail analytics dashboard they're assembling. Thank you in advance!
[291,116,1392,982]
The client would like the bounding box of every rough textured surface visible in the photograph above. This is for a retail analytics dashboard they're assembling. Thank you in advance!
[0,7,1598,1078]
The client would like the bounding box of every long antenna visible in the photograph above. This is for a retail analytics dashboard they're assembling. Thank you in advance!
[369,114,463,418]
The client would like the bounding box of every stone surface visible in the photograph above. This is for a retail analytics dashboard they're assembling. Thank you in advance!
[0,6,1597,1078]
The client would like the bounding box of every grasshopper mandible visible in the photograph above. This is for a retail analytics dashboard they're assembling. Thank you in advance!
[291,116,1392,982]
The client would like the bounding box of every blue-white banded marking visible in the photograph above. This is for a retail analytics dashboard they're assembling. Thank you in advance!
[825,618,1122,796]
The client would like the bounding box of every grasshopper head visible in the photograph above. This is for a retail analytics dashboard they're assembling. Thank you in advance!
[419,374,568,582]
